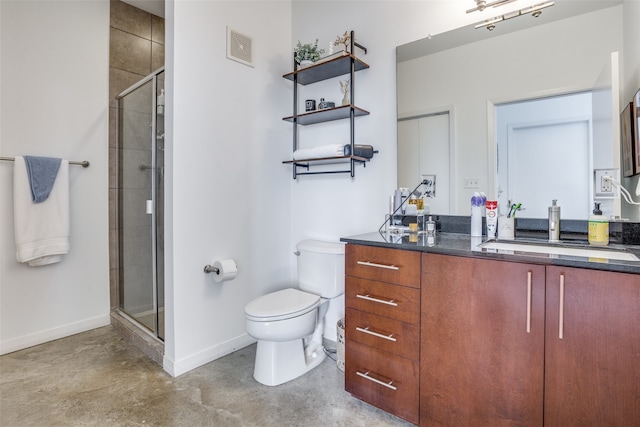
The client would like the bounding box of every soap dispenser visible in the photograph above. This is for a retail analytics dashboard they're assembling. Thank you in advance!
[548,199,561,242]
[588,202,609,246]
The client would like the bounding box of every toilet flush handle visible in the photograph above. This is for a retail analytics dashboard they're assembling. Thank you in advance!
[294,251,300,256]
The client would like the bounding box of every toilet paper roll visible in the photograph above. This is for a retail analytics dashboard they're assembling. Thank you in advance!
[212,259,237,283]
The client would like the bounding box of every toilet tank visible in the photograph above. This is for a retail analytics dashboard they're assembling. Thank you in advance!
[296,240,345,298]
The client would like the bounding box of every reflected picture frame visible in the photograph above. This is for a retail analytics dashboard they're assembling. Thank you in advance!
[621,102,634,177]
[634,89,640,175]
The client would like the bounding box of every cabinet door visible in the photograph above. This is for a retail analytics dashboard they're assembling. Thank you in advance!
[545,266,640,426]
[421,254,545,426]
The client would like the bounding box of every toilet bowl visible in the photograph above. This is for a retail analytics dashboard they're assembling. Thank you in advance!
[245,288,323,342]
[244,240,345,386]
[245,288,328,386]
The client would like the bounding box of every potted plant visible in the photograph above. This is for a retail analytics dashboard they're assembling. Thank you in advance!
[294,39,325,67]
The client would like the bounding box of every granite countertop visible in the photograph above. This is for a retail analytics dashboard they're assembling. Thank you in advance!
[340,231,640,275]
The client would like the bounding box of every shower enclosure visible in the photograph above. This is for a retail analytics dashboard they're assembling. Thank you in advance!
[116,68,165,340]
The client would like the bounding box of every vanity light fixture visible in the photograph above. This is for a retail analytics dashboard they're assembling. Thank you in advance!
[474,1,554,30]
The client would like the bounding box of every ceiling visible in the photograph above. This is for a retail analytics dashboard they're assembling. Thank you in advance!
[121,0,165,18]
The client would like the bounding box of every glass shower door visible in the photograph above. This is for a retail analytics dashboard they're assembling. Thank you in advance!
[117,70,164,340]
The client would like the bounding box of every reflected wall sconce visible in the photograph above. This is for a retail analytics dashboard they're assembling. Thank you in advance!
[467,0,517,14]
[474,1,555,30]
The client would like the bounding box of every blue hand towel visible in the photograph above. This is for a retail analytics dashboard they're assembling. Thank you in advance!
[24,155,62,203]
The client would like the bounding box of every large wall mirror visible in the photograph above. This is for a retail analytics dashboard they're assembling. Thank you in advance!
[396,0,624,220]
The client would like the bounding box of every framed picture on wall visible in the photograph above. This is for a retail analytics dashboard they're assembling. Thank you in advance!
[621,102,635,177]
[635,89,640,175]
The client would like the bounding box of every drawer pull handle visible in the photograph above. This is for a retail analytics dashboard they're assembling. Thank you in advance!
[356,370,397,391]
[559,273,565,340]
[356,260,400,271]
[356,326,397,342]
[526,271,532,334]
[356,294,398,307]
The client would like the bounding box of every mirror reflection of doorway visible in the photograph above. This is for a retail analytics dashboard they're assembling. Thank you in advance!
[495,92,593,219]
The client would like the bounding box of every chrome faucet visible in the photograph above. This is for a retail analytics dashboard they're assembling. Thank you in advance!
[548,199,561,242]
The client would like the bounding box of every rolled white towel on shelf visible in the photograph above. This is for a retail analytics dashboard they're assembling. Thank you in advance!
[292,144,345,160]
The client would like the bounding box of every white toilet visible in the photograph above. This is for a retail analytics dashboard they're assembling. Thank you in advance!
[244,239,345,386]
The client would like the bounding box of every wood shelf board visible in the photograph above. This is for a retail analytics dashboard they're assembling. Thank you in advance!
[283,55,369,85]
[283,105,370,125]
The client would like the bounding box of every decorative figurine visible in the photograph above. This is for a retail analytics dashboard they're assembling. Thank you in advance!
[340,79,350,106]
[334,31,351,53]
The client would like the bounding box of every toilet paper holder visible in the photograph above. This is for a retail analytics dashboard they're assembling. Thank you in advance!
[203,264,219,274]
[203,259,238,282]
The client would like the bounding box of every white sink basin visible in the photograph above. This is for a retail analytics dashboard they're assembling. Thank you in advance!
[479,241,640,262]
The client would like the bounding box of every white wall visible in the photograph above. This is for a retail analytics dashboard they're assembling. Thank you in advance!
[163,0,293,376]
[0,1,110,354]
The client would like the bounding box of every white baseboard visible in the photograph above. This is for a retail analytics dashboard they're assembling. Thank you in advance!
[0,314,111,355]
[163,333,256,377]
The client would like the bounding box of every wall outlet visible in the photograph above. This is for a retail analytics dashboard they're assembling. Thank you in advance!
[594,169,615,197]
[422,174,436,197]
[464,177,480,189]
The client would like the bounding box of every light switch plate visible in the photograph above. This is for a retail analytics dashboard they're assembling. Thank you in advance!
[464,177,480,189]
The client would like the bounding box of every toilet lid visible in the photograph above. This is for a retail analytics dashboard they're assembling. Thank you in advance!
[245,288,321,319]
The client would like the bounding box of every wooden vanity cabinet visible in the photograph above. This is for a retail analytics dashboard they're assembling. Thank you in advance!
[544,266,640,425]
[421,253,640,426]
[420,253,546,426]
[344,244,421,425]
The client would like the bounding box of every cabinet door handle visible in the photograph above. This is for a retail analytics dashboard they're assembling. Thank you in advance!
[356,370,397,391]
[356,260,400,270]
[526,271,532,334]
[559,273,565,339]
[355,326,397,342]
[356,293,398,307]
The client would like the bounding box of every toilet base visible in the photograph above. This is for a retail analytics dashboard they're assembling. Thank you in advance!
[253,338,326,386]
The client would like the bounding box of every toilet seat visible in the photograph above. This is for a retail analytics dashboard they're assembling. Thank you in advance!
[245,288,321,322]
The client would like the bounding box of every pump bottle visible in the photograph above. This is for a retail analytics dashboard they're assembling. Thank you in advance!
[588,202,609,245]
[548,199,560,242]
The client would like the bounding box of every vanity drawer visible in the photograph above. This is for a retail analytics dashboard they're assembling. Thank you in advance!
[345,276,420,324]
[346,244,420,288]
[345,340,419,425]
[346,307,419,360]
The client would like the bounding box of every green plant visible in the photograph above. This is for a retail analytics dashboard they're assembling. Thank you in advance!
[294,39,325,64]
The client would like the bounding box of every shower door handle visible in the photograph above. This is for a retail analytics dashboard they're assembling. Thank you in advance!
[146,200,153,215]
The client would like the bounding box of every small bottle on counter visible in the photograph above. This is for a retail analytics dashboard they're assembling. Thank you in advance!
[471,192,484,237]
[548,199,561,242]
[588,202,609,246]
[426,216,436,237]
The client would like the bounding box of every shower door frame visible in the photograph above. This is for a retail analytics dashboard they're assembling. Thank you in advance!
[115,67,165,340]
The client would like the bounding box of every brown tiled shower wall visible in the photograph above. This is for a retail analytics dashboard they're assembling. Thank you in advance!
[108,0,164,362]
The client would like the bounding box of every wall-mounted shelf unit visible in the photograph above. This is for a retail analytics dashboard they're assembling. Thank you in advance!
[282,31,370,178]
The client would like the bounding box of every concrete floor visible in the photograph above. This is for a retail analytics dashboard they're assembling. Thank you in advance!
[1,326,413,426]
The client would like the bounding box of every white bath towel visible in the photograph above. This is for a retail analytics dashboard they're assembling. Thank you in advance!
[292,144,345,160]
[13,156,70,266]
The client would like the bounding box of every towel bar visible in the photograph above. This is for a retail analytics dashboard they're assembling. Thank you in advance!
[0,156,90,168]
